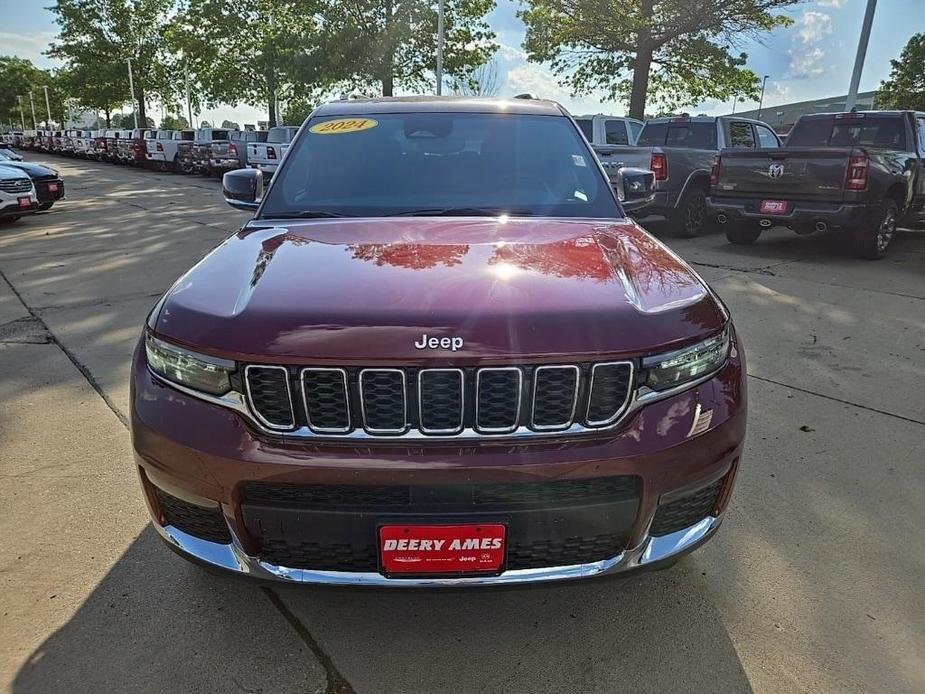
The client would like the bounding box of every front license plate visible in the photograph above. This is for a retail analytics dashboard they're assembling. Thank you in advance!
[17,197,31,209]
[759,199,788,214]
[47,183,59,193]
[379,524,506,574]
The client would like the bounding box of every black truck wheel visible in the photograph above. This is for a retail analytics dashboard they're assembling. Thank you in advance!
[852,199,897,260]
[725,225,762,245]
[672,187,710,238]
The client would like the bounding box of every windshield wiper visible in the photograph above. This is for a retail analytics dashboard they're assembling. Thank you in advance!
[267,210,353,219]
[388,207,534,217]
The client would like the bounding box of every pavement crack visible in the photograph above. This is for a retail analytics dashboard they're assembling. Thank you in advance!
[261,587,356,694]
[691,261,777,276]
[747,373,925,426]
[0,268,128,428]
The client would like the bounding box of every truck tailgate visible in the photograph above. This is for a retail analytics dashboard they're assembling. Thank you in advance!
[715,147,853,202]
[593,145,655,173]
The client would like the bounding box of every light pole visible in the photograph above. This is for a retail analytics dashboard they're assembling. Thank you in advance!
[846,0,877,111]
[17,96,26,130]
[43,85,52,129]
[127,58,139,128]
[756,75,769,120]
[435,0,445,95]
[29,91,37,129]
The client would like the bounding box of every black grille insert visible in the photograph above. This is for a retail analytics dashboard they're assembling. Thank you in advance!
[476,368,522,432]
[360,369,407,432]
[418,369,464,433]
[650,478,723,537]
[302,368,350,432]
[155,488,230,543]
[245,365,294,429]
[532,366,579,429]
[258,539,378,572]
[587,362,634,425]
[507,533,623,570]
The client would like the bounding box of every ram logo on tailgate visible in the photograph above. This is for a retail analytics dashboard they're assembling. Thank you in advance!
[768,163,785,179]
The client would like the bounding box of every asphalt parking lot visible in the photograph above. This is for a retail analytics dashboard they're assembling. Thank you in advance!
[1,153,923,694]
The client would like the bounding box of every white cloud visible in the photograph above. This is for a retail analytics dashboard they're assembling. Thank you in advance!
[790,46,827,77]
[795,11,833,44]
[817,0,846,7]
[0,31,59,68]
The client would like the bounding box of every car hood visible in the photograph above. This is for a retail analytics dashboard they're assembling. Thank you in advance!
[154,217,725,362]
[0,161,57,178]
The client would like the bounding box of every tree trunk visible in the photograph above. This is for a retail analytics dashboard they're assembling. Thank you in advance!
[105,108,111,128]
[268,92,277,127]
[628,0,654,120]
[382,72,394,97]
[137,86,147,127]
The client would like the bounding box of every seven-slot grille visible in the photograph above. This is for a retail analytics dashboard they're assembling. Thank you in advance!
[244,361,634,438]
[0,178,31,194]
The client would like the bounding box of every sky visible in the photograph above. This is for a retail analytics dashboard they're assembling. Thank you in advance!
[1,0,922,126]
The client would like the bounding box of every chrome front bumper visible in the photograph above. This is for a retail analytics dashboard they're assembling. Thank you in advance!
[153,513,723,587]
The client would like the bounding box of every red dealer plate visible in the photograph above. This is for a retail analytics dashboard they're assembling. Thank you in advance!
[759,199,788,214]
[47,183,59,192]
[18,197,31,209]
[379,524,506,574]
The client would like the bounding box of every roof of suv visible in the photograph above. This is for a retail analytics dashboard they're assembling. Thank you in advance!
[313,96,566,117]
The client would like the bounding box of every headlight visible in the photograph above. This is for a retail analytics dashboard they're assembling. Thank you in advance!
[145,334,235,395]
[642,329,730,391]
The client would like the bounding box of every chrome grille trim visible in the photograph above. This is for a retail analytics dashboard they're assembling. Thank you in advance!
[530,365,580,431]
[586,361,635,427]
[475,367,523,434]
[244,365,295,430]
[417,368,465,435]
[300,367,351,434]
[358,368,408,434]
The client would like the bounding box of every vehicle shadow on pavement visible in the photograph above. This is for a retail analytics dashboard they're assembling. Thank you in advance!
[10,527,326,694]
[274,560,755,694]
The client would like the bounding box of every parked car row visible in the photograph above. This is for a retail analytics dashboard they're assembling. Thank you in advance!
[1,126,300,178]
[0,147,65,224]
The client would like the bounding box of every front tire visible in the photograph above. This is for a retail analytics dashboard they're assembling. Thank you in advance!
[725,225,762,245]
[672,187,710,238]
[852,199,897,260]
[38,202,54,211]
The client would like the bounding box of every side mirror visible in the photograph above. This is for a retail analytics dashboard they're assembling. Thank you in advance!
[612,165,656,214]
[223,168,263,212]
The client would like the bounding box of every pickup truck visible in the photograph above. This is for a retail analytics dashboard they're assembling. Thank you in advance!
[181,128,232,176]
[574,114,645,146]
[595,115,781,237]
[146,129,195,172]
[247,126,298,175]
[708,110,925,259]
[210,129,268,173]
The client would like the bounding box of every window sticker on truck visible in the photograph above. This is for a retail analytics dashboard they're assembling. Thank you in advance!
[309,118,379,135]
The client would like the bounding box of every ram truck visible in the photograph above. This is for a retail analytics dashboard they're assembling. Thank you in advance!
[132,97,746,586]
[596,116,781,236]
[708,110,925,259]
[247,125,298,175]
[573,114,645,146]
[146,129,194,171]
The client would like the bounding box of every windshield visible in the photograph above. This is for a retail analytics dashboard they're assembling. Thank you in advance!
[260,112,619,219]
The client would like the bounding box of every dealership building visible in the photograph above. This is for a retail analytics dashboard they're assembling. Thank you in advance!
[732,90,878,133]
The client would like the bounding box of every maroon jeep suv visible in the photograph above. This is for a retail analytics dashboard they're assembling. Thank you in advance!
[131,97,746,586]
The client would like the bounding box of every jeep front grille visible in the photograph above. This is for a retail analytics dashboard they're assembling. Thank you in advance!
[244,361,633,439]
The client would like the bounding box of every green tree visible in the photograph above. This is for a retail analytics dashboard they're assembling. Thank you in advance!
[173,0,321,126]
[0,57,65,129]
[47,0,179,127]
[221,119,240,129]
[160,114,189,129]
[281,94,318,125]
[519,0,796,119]
[56,56,125,126]
[304,0,497,96]
[876,33,925,112]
